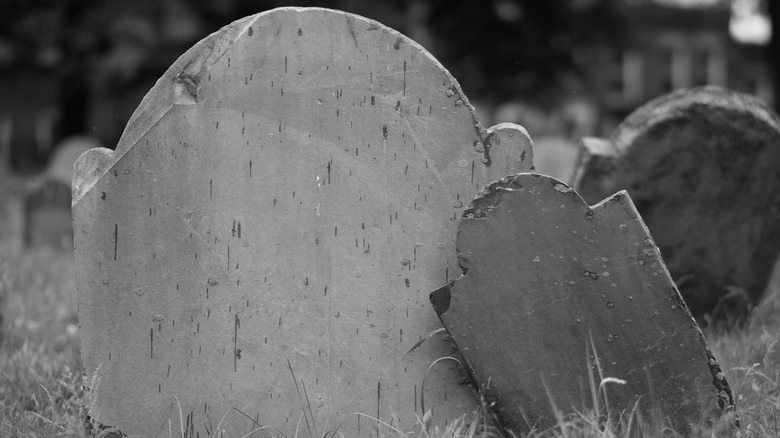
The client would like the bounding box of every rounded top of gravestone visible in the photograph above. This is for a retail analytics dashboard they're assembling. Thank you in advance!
[73,7,488,204]
[49,136,102,186]
[612,85,780,153]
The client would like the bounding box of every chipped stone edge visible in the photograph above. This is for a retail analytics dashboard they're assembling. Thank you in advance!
[72,12,261,205]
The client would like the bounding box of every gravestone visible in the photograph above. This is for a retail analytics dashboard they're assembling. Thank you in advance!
[24,136,98,249]
[23,178,72,248]
[430,174,733,435]
[0,115,10,176]
[571,86,780,319]
[73,8,533,437]
[531,135,579,184]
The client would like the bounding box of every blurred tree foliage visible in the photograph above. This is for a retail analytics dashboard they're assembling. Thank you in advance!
[0,0,621,105]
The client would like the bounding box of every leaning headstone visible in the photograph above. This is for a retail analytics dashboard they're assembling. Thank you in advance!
[430,174,734,435]
[73,8,533,437]
[571,86,780,319]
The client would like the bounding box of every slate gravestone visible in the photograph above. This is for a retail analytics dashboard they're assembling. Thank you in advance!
[430,174,733,435]
[73,8,533,437]
[571,86,780,319]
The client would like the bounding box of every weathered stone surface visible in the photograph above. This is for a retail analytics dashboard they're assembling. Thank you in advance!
[571,86,780,318]
[73,8,533,437]
[430,174,733,435]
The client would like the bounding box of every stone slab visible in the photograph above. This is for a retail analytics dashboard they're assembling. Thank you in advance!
[72,8,533,437]
[430,174,733,434]
[571,86,780,318]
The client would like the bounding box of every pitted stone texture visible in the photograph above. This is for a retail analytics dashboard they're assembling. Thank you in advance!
[571,86,780,318]
[431,174,733,435]
[73,8,533,438]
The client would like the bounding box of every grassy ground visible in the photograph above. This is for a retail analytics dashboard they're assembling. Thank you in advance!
[1,234,779,437]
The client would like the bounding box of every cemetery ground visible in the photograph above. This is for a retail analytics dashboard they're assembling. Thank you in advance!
[0,220,779,437]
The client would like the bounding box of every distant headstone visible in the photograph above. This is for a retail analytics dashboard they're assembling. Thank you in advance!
[531,135,579,184]
[0,115,21,249]
[23,136,98,249]
[571,86,780,319]
[430,174,734,435]
[0,115,10,176]
[73,8,533,437]
[23,178,72,248]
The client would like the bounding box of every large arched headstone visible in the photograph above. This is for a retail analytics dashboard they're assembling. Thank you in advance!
[73,8,532,437]
[571,86,780,319]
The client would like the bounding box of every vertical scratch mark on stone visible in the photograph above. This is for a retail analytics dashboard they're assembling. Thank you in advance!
[150,328,154,358]
[210,179,213,198]
[234,314,239,372]
[376,381,381,437]
[403,60,407,97]
[114,224,118,261]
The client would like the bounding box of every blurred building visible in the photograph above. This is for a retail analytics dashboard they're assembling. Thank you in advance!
[576,1,772,131]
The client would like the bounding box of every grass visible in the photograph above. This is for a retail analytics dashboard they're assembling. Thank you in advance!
[1,224,779,437]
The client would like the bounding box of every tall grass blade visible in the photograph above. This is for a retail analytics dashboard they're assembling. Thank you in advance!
[540,373,567,438]
[420,356,464,414]
[407,327,447,354]
[302,380,320,438]
[287,358,315,438]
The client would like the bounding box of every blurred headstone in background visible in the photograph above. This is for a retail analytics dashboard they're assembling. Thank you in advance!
[492,98,597,183]
[571,86,780,327]
[531,136,579,183]
[0,115,10,176]
[23,136,98,249]
[0,115,23,251]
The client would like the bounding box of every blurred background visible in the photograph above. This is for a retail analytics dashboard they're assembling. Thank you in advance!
[0,0,776,165]
[0,0,776,249]
[1,3,779,434]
